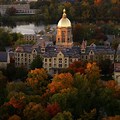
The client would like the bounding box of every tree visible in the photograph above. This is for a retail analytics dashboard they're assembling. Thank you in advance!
[65,61,85,75]
[0,71,7,105]
[0,28,12,50]
[15,67,28,81]
[5,63,16,81]
[46,102,61,118]
[30,55,43,70]
[98,59,113,80]
[52,111,73,120]
[23,102,49,120]
[111,39,120,62]
[6,81,26,94]
[50,88,78,113]
[6,7,16,16]
[26,68,49,94]
[48,73,73,94]
[8,114,21,120]
[80,109,96,120]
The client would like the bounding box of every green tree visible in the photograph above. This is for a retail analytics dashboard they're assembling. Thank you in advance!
[30,55,43,70]
[0,71,7,105]
[99,59,113,80]
[0,28,12,50]
[15,67,28,81]
[5,63,16,81]
[52,111,73,120]
[6,7,16,16]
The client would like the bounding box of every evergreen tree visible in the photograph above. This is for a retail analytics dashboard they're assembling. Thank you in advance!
[30,55,43,70]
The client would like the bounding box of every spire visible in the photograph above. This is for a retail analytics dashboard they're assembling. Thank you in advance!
[62,9,66,18]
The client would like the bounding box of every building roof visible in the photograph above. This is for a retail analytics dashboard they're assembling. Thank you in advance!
[43,45,80,58]
[82,45,115,55]
[0,52,7,62]
[15,44,41,53]
[57,9,71,28]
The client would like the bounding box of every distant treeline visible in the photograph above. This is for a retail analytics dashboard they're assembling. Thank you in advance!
[0,0,120,26]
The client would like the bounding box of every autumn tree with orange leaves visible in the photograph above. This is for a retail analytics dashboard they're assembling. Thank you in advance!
[26,68,49,94]
[63,61,86,75]
[46,102,61,118]
[48,73,73,94]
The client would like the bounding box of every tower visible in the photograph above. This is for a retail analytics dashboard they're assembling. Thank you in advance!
[56,9,73,48]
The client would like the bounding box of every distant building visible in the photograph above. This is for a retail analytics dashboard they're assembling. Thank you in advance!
[23,34,40,41]
[0,4,36,15]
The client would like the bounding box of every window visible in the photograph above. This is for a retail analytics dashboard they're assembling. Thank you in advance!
[65,64,67,67]
[62,38,65,42]
[81,56,84,59]
[45,63,47,67]
[59,58,62,63]
[59,64,62,68]
[45,58,47,62]
[49,63,51,67]
[68,38,69,42]
[62,31,65,42]
[58,38,60,42]
[65,58,67,63]
[82,50,85,52]
[49,58,51,62]
[54,64,56,67]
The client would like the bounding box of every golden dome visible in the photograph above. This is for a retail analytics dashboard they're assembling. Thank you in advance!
[57,9,71,28]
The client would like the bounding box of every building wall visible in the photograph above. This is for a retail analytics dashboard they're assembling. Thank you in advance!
[43,52,79,74]
[14,52,37,69]
[114,72,120,85]
[56,27,73,47]
[23,34,38,41]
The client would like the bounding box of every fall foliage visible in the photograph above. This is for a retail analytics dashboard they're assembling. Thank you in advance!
[46,102,61,117]
[0,63,120,119]
[48,73,73,93]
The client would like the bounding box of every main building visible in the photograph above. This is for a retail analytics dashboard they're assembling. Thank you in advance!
[13,9,117,75]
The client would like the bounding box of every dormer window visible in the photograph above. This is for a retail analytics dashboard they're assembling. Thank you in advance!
[41,48,45,52]
[33,49,36,52]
